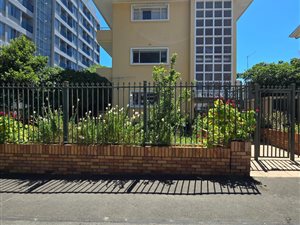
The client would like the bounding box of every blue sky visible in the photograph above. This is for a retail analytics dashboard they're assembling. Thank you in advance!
[94,0,300,73]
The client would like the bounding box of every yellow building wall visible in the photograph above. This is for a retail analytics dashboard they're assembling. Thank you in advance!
[104,0,251,107]
[111,1,191,84]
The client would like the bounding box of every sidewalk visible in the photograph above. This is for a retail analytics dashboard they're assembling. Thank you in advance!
[250,158,300,177]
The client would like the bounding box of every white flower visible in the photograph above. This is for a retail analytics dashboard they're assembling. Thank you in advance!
[33,111,36,114]
[161,118,165,122]
[108,103,111,107]
[77,98,80,102]
[45,97,49,101]
[135,111,139,115]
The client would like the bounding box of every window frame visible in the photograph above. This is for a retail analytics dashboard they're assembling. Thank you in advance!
[130,47,169,65]
[131,4,170,22]
[130,91,158,108]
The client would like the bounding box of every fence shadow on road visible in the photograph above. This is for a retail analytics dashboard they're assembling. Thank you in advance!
[0,175,261,195]
[251,159,300,172]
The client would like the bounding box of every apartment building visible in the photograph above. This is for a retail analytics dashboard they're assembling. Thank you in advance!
[95,0,252,84]
[0,0,100,70]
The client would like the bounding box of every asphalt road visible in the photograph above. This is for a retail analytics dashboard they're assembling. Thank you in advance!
[0,176,299,225]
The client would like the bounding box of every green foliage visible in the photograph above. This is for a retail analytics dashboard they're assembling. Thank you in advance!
[39,66,64,84]
[241,58,300,87]
[0,113,32,144]
[84,64,108,73]
[0,36,48,84]
[194,99,256,147]
[262,111,288,130]
[263,111,299,134]
[76,106,143,145]
[44,68,110,84]
[148,54,190,145]
[33,107,64,143]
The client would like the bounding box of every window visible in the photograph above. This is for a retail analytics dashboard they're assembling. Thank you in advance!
[131,92,158,107]
[9,3,21,21]
[132,4,169,21]
[131,48,168,64]
[8,27,18,40]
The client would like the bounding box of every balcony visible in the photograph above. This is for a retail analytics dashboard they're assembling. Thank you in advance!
[97,27,112,56]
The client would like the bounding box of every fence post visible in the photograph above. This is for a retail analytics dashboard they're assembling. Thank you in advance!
[63,81,69,144]
[254,83,260,160]
[290,83,296,161]
[143,81,147,146]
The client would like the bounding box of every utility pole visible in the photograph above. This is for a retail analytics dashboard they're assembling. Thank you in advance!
[246,51,256,70]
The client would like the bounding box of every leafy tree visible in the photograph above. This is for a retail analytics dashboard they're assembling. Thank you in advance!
[240,58,300,87]
[84,64,108,73]
[0,36,48,83]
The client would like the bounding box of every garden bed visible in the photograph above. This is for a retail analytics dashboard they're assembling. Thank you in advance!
[0,142,251,176]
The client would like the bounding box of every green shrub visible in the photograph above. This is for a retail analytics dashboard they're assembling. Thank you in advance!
[33,107,63,143]
[148,54,190,145]
[0,113,32,144]
[194,99,256,147]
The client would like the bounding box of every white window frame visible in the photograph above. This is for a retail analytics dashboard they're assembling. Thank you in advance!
[130,47,169,65]
[131,4,170,22]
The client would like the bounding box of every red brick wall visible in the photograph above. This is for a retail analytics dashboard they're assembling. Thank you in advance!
[0,142,251,176]
[262,129,300,155]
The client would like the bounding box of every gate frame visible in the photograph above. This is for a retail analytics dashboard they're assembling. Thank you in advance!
[254,84,296,161]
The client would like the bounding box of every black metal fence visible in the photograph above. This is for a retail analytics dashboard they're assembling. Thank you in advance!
[0,82,255,147]
[253,84,300,160]
[1,82,299,160]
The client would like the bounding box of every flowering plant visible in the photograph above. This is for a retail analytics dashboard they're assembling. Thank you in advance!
[194,99,256,147]
[77,105,143,145]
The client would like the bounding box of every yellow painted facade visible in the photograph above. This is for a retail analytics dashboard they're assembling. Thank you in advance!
[94,0,252,84]
[93,0,252,106]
